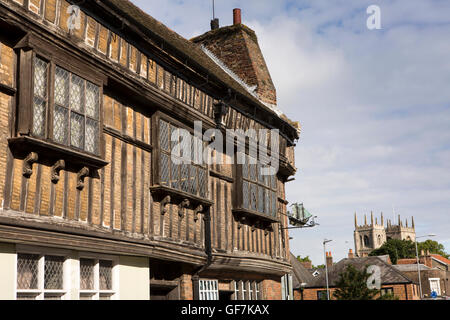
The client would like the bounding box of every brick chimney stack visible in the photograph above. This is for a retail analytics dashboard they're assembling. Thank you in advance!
[233,8,242,25]
[301,261,312,269]
[326,251,333,268]
[348,249,354,259]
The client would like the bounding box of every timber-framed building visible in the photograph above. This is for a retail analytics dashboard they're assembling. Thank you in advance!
[0,0,299,300]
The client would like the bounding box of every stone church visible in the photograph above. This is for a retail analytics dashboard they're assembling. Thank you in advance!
[354,213,416,257]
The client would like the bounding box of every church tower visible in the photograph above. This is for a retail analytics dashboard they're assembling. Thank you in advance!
[354,212,416,257]
[354,212,386,257]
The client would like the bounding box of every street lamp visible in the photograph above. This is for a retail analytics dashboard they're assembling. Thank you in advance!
[415,234,436,299]
[323,239,333,300]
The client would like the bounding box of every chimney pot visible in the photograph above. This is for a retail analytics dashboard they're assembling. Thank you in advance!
[233,8,242,25]
[348,249,354,259]
[326,251,333,268]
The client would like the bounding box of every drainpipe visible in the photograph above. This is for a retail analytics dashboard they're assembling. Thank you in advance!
[192,206,213,300]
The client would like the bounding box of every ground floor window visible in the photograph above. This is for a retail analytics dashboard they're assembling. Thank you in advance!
[199,279,219,300]
[429,278,441,296]
[79,258,116,300]
[16,252,67,300]
[380,287,394,296]
[233,280,262,300]
[281,274,293,300]
[317,290,329,300]
[15,246,118,300]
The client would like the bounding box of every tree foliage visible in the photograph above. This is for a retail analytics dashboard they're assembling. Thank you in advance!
[418,240,449,259]
[369,239,415,264]
[296,255,311,263]
[369,239,449,264]
[333,265,380,300]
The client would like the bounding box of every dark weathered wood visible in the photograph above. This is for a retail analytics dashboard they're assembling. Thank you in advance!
[132,145,136,233]
[63,171,68,219]
[216,180,221,250]
[224,183,229,252]
[100,166,105,226]
[109,138,116,229]
[34,164,43,215]
[3,148,14,210]
[87,178,93,224]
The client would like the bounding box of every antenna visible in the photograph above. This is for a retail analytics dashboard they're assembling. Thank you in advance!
[212,0,215,19]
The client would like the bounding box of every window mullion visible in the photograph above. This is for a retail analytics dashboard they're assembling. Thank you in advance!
[37,255,44,300]
[47,61,55,140]
[94,259,100,300]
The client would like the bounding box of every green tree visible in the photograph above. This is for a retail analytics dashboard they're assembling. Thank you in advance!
[369,239,449,263]
[296,255,311,263]
[333,265,380,300]
[369,239,415,264]
[418,240,449,259]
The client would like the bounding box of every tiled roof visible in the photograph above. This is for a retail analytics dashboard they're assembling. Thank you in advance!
[306,256,414,288]
[102,0,299,138]
[394,264,432,272]
[290,253,315,289]
[431,254,450,265]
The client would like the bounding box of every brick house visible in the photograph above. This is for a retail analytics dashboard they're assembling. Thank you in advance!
[299,251,420,300]
[0,0,299,300]
[395,251,450,298]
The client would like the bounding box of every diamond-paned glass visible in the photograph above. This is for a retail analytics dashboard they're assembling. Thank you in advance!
[44,256,64,290]
[70,74,84,113]
[171,162,179,190]
[70,112,84,149]
[271,191,277,216]
[180,163,189,193]
[249,163,257,182]
[243,181,249,209]
[99,260,112,291]
[170,125,179,153]
[17,254,39,290]
[271,173,277,189]
[160,120,169,152]
[80,258,95,290]
[85,81,99,119]
[250,184,257,211]
[33,57,47,99]
[264,189,270,214]
[189,166,197,194]
[55,67,69,106]
[85,118,99,154]
[258,186,264,213]
[198,168,207,198]
[32,97,46,137]
[160,153,170,186]
[53,106,69,144]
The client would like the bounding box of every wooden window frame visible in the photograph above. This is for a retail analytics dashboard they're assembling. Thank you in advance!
[233,150,279,224]
[10,32,108,170]
[150,111,213,208]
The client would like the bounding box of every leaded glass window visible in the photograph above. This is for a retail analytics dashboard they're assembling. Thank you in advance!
[158,119,208,198]
[53,66,100,155]
[240,153,278,218]
[32,57,48,137]
[16,253,67,300]
[79,258,116,300]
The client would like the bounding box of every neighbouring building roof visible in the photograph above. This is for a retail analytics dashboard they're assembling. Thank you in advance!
[393,264,432,272]
[431,254,450,266]
[102,0,300,138]
[290,253,315,289]
[397,259,418,265]
[306,256,414,288]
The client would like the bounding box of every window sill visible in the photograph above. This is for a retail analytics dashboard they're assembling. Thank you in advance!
[232,208,279,224]
[150,185,214,208]
[8,136,108,170]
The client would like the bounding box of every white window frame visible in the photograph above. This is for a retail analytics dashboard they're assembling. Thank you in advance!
[248,281,254,300]
[429,278,441,296]
[255,282,261,300]
[15,245,71,300]
[281,274,293,300]
[241,280,247,300]
[199,279,219,300]
[78,252,119,300]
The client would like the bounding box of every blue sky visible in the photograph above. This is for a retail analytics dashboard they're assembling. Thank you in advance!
[130,0,450,265]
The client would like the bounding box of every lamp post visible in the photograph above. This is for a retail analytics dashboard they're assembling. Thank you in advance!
[323,239,333,300]
[415,234,436,300]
